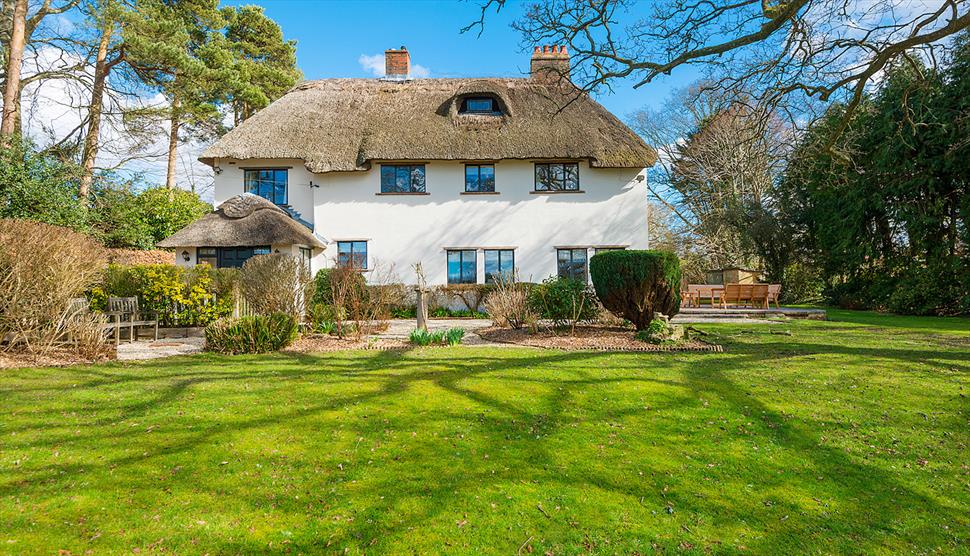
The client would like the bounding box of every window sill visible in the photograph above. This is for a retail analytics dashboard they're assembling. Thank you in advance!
[375,192,430,196]
[530,190,585,195]
[460,191,500,195]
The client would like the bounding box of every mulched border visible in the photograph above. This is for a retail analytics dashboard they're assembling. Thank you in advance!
[477,326,724,353]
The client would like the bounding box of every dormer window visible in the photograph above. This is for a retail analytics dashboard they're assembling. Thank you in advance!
[460,97,500,115]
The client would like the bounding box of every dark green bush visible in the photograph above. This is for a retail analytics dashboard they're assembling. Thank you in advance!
[527,277,598,328]
[204,313,298,354]
[589,250,681,330]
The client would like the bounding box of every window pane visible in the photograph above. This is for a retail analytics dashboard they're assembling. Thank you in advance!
[395,166,410,192]
[466,98,493,112]
[410,165,425,192]
[447,251,461,284]
[535,164,551,191]
[485,249,513,284]
[484,249,498,282]
[244,172,258,194]
[461,250,476,283]
[563,163,579,190]
[551,164,565,190]
[479,165,495,191]
[465,165,479,192]
[381,166,396,192]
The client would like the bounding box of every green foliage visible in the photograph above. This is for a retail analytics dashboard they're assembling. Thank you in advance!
[309,303,344,335]
[407,328,464,346]
[589,250,681,330]
[779,38,970,315]
[204,313,298,354]
[527,277,598,328]
[90,184,209,249]
[93,263,233,326]
[0,138,87,231]
[220,5,301,124]
[444,327,465,346]
[781,262,825,304]
[134,188,210,244]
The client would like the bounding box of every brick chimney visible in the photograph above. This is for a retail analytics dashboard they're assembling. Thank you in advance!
[530,45,570,82]
[385,46,410,80]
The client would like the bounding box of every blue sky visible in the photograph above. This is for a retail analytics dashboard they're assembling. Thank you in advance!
[224,0,699,119]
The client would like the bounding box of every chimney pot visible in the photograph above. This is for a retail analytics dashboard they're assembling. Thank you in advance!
[530,44,570,83]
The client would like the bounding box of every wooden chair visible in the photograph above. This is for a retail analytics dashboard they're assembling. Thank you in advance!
[751,284,770,309]
[680,289,698,308]
[767,284,782,308]
[106,297,158,343]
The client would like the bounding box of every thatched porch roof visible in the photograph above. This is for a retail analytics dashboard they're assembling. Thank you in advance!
[157,194,325,249]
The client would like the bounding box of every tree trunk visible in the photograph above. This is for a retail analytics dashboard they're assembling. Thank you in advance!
[79,22,113,200]
[0,0,26,140]
[165,94,180,190]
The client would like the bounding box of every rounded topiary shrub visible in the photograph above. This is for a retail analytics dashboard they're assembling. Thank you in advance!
[204,313,299,355]
[589,250,681,330]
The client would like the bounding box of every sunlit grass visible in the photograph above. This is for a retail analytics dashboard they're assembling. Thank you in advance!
[1,312,967,554]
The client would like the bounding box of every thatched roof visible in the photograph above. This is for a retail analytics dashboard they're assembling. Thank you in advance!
[157,194,325,248]
[200,78,656,172]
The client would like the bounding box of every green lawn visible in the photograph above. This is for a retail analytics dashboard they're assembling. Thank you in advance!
[2,311,968,554]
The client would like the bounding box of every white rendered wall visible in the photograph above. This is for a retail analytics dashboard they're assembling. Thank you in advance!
[212,158,647,285]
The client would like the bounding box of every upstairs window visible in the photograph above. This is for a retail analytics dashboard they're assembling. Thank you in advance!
[447,249,477,284]
[337,241,368,270]
[557,248,588,283]
[535,162,579,191]
[484,249,514,284]
[244,169,288,205]
[465,164,495,192]
[460,97,499,114]
[380,164,426,193]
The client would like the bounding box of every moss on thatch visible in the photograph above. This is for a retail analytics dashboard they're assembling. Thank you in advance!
[200,78,656,173]
[157,194,325,249]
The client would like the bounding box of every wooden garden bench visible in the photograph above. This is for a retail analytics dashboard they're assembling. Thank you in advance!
[66,297,122,345]
[750,284,770,309]
[106,297,158,343]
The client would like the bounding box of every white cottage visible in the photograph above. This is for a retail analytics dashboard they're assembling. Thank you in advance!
[161,46,656,286]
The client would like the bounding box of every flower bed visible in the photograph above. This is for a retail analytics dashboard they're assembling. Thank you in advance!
[478,325,722,352]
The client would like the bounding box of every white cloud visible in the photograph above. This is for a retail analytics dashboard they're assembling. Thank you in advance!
[358,53,430,78]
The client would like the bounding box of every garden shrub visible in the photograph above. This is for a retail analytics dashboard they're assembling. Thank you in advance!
[313,268,366,307]
[91,263,233,326]
[589,250,681,331]
[781,262,825,304]
[483,274,536,329]
[527,277,598,330]
[240,254,313,319]
[204,313,298,354]
[0,219,107,353]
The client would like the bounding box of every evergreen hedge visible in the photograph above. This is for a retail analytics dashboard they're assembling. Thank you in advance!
[589,250,681,330]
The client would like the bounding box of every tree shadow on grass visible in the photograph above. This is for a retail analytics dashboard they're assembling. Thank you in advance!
[2,339,967,553]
